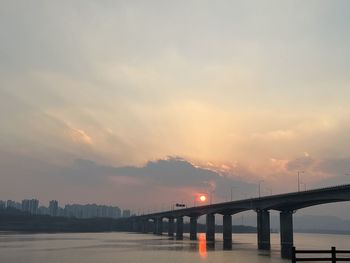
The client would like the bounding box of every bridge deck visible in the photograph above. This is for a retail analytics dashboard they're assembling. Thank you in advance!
[134,184,350,219]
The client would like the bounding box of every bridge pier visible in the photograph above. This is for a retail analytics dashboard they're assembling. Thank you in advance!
[147,220,152,233]
[223,214,232,250]
[142,220,149,233]
[128,220,134,232]
[206,213,215,242]
[257,210,271,250]
[152,219,157,235]
[137,220,142,233]
[132,220,138,232]
[156,218,163,235]
[168,217,175,237]
[176,217,183,240]
[150,220,155,234]
[280,210,294,259]
[190,216,198,240]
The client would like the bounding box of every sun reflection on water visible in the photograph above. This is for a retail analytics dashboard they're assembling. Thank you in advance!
[198,233,207,259]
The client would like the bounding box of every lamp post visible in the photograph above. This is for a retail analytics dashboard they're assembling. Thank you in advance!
[301,183,307,191]
[266,187,272,195]
[209,191,214,205]
[297,171,304,192]
[258,180,264,198]
[230,186,237,201]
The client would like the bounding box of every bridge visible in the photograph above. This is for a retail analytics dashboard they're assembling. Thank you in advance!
[126,184,350,258]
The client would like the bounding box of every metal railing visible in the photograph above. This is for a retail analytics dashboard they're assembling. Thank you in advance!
[292,246,350,262]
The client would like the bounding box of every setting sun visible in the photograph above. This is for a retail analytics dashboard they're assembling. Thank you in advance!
[200,195,206,202]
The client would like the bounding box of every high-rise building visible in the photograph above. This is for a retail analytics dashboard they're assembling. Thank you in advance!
[63,204,122,219]
[2,198,122,219]
[49,200,58,216]
[38,206,49,215]
[122,209,131,218]
[21,199,39,214]
[6,200,21,210]
[57,207,65,217]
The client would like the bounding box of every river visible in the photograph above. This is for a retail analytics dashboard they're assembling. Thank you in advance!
[0,232,349,263]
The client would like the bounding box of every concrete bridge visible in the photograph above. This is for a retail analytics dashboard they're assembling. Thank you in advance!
[127,184,350,258]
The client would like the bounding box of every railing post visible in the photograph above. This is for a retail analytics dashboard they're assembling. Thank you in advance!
[331,246,336,263]
[292,247,296,263]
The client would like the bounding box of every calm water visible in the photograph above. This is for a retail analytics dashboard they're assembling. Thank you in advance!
[0,232,349,263]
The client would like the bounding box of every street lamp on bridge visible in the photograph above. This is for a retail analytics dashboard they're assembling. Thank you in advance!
[297,171,304,192]
[231,186,238,201]
[258,180,264,198]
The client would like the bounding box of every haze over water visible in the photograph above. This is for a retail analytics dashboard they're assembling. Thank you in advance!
[1,232,349,263]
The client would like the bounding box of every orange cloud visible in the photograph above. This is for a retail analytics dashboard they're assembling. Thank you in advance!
[67,127,93,145]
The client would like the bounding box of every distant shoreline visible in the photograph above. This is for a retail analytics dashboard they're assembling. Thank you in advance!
[2,209,349,235]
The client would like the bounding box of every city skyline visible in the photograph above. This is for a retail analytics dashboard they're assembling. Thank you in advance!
[1,197,130,219]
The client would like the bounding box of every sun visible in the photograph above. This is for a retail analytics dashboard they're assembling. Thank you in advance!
[200,195,206,202]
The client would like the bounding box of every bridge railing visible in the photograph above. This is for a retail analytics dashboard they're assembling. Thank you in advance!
[292,246,350,263]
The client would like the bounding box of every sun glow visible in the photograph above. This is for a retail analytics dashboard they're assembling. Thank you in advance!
[200,195,206,202]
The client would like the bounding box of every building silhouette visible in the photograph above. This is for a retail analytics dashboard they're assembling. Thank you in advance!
[0,198,126,219]
[21,199,39,214]
[122,209,131,217]
[49,200,58,216]
[6,200,21,210]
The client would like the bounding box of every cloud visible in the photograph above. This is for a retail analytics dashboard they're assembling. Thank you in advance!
[0,152,257,208]
[287,156,316,171]
[1,1,350,217]
[315,159,350,176]
[252,129,296,140]
[114,157,218,187]
[66,127,93,145]
[286,155,350,178]
[72,156,254,192]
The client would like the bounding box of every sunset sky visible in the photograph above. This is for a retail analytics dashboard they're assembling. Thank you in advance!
[1,1,350,217]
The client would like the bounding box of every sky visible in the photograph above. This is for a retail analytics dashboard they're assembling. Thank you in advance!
[1,1,350,217]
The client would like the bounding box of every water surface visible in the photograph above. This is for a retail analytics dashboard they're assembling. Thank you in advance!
[0,232,349,263]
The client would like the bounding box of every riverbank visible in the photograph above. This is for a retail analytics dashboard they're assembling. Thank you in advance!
[0,208,256,233]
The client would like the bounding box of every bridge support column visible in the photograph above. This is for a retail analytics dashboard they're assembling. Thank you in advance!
[223,214,232,250]
[257,210,271,250]
[190,216,198,240]
[176,217,183,240]
[132,220,138,232]
[138,220,143,232]
[147,220,153,233]
[156,218,163,235]
[142,220,148,233]
[152,219,157,235]
[128,220,134,232]
[280,211,294,259]
[206,213,215,242]
[168,218,175,237]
